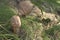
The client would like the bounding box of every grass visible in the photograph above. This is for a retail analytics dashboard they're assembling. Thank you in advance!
[0,0,60,40]
[20,16,43,40]
[0,5,15,23]
[31,0,60,13]
[0,1,19,40]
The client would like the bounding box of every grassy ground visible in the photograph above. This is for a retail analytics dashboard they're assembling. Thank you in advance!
[0,0,60,40]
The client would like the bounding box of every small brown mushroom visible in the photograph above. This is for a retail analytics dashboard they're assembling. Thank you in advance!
[11,15,21,34]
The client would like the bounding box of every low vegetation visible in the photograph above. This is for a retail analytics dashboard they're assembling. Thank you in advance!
[0,0,60,40]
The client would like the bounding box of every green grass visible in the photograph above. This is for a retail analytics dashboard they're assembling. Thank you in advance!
[31,0,60,13]
[0,5,15,23]
[20,16,43,40]
[0,1,18,40]
[0,0,60,40]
